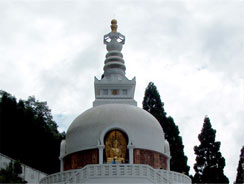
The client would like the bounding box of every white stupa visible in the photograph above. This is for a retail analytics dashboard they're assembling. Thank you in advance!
[40,20,191,184]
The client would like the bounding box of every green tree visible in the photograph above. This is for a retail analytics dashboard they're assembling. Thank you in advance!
[0,160,24,183]
[142,82,190,175]
[24,96,61,138]
[235,146,244,184]
[193,116,229,183]
[0,90,65,174]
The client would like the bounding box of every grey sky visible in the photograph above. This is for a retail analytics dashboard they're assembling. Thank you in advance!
[0,0,243,182]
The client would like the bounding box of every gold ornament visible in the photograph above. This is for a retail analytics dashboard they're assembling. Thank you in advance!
[111,19,117,32]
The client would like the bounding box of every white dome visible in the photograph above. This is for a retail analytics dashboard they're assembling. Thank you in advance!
[65,104,165,156]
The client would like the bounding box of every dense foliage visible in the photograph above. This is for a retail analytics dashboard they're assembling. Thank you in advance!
[142,82,190,175]
[0,90,65,174]
[193,116,229,183]
[235,146,244,183]
[0,160,24,183]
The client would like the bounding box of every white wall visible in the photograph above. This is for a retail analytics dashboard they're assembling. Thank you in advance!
[0,153,47,183]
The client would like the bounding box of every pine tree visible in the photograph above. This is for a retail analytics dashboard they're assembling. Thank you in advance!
[235,146,244,184]
[143,82,166,118]
[193,116,229,183]
[143,82,190,175]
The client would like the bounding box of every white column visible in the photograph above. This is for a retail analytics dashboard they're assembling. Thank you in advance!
[97,145,105,164]
[167,156,171,171]
[60,140,66,172]
[59,156,64,172]
[61,159,64,172]
[127,144,135,164]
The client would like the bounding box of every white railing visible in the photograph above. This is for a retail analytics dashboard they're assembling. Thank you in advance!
[40,164,191,184]
[157,169,191,184]
[39,169,78,184]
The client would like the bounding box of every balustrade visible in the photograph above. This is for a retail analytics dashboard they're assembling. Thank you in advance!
[40,164,191,184]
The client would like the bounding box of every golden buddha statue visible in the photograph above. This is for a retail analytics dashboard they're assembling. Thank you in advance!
[110,139,122,161]
[105,130,127,163]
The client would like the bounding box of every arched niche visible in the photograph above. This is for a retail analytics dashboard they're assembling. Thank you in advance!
[103,129,129,163]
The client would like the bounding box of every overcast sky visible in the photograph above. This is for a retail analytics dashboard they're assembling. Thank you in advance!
[1,0,243,182]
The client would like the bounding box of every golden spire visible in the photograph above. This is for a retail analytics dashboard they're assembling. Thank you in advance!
[111,19,117,32]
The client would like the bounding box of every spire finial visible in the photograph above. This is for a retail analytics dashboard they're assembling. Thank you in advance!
[111,19,117,32]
